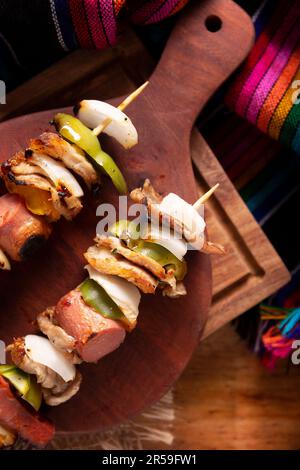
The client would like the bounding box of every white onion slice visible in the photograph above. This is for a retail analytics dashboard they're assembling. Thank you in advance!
[29,154,83,198]
[157,193,205,250]
[0,249,10,270]
[86,264,141,325]
[76,100,138,149]
[24,335,76,382]
[145,225,187,260]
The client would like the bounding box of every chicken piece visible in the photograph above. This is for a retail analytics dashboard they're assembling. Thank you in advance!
[0,193,51,261]
[55,289,126,363]
[201,240,226,255]
[42,370,82,406]
[9,338,62,390]
[131,179,225,254]
[37,308,82,364]
[130,179,196,241]
[29,132,99,189]
[130,178,163,205]
[0,376,54,448]
[0,423,16,448]
[0,247,10,270]
[85,245,158,294]
[95,235,176,287]
[162,281,187,298]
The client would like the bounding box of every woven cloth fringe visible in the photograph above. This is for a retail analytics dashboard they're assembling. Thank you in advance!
[50,390,175,450]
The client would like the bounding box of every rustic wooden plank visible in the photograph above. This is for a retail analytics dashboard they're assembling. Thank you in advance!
[191,131,290,338]
[0,29,153,122]
[174,324,300,450]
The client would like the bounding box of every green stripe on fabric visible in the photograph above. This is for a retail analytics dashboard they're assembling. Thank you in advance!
[279,96,300,146]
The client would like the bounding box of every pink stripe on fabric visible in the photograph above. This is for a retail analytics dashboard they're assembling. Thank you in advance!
[235,3,300,116]
[145,0,179,24]
[84,0,107,48]
[131,0,163,24]
[247,16,300,124]
[99,0,117,46]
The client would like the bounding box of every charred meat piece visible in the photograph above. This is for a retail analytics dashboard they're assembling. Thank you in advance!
[96,235,176,288]
[29,132,99,189]
[0,193,51,261]
[55,289,126,363]
[130,178,163,205]
[85,245,158,294]
[0,376,54,448]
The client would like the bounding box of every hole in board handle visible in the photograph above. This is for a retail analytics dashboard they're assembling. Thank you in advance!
[205,15,222,32]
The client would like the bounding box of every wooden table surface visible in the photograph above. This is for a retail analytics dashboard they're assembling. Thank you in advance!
[1,28,295,449]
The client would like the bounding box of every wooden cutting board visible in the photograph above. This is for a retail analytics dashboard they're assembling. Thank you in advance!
[0,0,256,433]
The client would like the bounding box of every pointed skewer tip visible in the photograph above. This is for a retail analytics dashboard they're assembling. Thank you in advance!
[193,183,220,210]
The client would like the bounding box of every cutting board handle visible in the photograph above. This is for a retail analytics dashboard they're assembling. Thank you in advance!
[148,0,254,129]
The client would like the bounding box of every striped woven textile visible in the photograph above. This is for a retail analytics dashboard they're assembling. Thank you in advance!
[49,0,189,50]
[226,0,300,156]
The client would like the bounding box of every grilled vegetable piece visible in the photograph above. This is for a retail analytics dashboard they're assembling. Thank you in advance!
[0,193,51,261]
[75,99,138,149]
[9,338,81,406]
[130,179,205,248]
[0,376,55,448]
[80,278,129,325]
[55,289,126,363]
[53,113,127,194]
[86,264,141,329]
[0,364,42,412]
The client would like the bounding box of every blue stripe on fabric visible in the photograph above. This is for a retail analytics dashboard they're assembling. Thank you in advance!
[254,0,276,36]
[246,152,300,214]
[54,0,78,50]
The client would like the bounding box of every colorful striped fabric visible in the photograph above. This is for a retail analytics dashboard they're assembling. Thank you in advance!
[49,0,189,51]
[226,0,300,156]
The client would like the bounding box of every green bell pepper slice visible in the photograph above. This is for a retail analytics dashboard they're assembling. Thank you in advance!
[109,219,146,240]
[131,240,187,281]
[80,279,127,324]
[0,366,30,396]
[23,375,42,412]
[0,365,42,411]
[53,113,127,194]
[0,364,16,374]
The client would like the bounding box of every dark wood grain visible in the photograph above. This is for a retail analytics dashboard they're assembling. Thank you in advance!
[0,0,254,432]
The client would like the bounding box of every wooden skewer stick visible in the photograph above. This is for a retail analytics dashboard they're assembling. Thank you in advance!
[193,183,219,211]
[92,81,149,136]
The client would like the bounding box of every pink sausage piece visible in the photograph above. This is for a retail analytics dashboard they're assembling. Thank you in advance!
[0,376,55,448]
[55,289,126,363]
[0,193,51,261]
